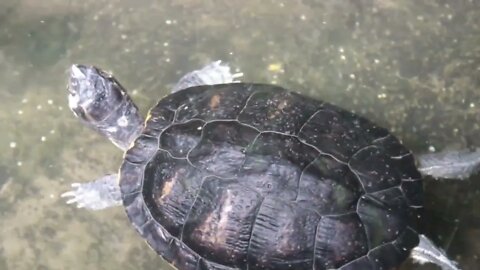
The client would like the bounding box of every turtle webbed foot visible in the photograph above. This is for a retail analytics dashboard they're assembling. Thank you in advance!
[411,234,460,270]
[417,148,480,180]
[171,60,243,93]
[61,174,122,210]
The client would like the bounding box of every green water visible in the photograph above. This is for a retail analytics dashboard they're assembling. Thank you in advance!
[1,0,480,269]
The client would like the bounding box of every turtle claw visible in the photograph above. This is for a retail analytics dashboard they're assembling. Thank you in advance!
[61,182,85,205]
[64,197,77,204]
[60,175,122,210]
[61,185,80,203]
[61,182,96,209]
[63,195,85,208]
[76,203,86,209]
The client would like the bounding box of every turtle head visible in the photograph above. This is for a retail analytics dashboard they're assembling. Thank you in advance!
[68,64,124,123]
[67,64,144,150]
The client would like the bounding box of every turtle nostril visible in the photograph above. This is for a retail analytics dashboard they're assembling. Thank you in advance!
[70,64,87,79]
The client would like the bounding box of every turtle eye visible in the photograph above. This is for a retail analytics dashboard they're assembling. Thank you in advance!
[98,68,114,79]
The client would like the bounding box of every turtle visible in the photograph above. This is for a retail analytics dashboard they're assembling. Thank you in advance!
[61,61,479,270]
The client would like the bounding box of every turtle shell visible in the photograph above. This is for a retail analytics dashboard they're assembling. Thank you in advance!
[120,83,423,270]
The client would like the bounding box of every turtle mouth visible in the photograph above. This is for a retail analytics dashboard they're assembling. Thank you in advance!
[67,64,92,116]
[68,64,87,94]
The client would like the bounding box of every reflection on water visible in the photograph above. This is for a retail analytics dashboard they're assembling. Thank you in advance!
[0,0,479,269]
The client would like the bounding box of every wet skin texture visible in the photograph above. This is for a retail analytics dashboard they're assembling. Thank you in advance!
[120,83,423,270]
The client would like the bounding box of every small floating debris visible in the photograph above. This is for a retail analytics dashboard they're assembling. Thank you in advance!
[377,93,387,99]
[267,63,283,73]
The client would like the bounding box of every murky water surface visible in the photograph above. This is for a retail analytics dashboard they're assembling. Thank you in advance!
[1,0,480,269]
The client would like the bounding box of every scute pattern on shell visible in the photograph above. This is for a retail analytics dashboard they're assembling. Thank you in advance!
[120,83,423,270]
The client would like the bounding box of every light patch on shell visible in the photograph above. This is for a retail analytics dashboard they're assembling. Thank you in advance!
[160,179,175,200]
[209,94,221,109]
[117,115,129,127]
[195,189,233,246]
[159,172,179,199]
[217,190,233,228]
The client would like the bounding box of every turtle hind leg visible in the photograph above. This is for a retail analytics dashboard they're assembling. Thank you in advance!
[411,234,460,270]
[417,149,480,180]
[171,60,243,93]
[61,174,121,210]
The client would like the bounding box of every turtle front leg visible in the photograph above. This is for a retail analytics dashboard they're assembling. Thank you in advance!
[417,149,480,180]
[410,234,459,270]
[171,60,243,93]
[61,174,122,210]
